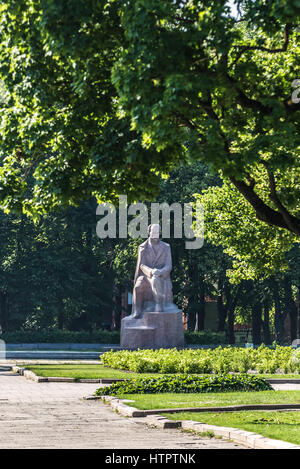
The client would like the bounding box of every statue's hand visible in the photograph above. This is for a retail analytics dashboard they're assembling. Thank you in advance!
[152,268,161,277]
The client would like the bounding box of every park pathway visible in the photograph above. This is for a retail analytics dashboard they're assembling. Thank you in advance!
[0,369,244,449]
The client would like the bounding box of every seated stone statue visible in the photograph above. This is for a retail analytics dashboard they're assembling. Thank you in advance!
[131,224,179,319]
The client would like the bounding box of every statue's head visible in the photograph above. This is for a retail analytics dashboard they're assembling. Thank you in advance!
[148,224,160,239]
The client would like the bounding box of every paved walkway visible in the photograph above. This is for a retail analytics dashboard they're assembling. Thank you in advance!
[272,383,300,391]
[0,371,244,449]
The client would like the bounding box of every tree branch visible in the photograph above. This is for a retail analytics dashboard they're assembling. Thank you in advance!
[225,73,271,114]
[179,91,300,236]
[265,166,300,235]
[233,24,291,55]
[174,113,197,131]
[229,176,300,236]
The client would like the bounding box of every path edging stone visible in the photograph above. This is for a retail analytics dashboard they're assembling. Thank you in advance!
[179,420,300,449]
[11,366,109,383]
[92,395,300,414]
[99,396,300,449]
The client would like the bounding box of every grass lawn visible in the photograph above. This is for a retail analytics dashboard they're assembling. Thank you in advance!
[22,363,300,380]
[24,364,157,380]
[259,374,300,379]
[118,390,300,410]
[163,410,300,445]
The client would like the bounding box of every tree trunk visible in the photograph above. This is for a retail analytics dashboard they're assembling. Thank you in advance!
[217,278,226,332]
[187,311,196,331]
[262,299,272,345]
[112,285,122,330]
[0,291,9,333]
[227,306,235,344]
[195,279,205,331]
[297,285,300,339]
[252,301,262,345]
[224,284,235,344]
[273,280,285,344]
[58,304,64,330]
[284,277,298,343]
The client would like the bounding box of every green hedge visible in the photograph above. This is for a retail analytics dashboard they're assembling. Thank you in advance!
[0,329,226,345]
[0,329,120,344]
[101,345,299,374]
[96,374,272,396]
[184,331,226,344]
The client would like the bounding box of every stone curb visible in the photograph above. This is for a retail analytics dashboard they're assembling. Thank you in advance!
[12,366,48,383]
[99,396,146,417]
[146,414,182,429]
[99,397,300,449]
[179,420,300,449]
[85,395,300,414]
[11,366,119,384]
[145,415,300,449]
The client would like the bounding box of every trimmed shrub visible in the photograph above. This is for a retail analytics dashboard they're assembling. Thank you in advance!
[101,345,298,375]
[96,374,272,396]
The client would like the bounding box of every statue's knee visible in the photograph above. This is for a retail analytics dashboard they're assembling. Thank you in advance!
[152,276,163,287]
[135,276,146,290]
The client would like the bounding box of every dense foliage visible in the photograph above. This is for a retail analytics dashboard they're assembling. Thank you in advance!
[0,0,298,239]
[96,373,272,395]
[101,346,300,374]
[0,2,298,338]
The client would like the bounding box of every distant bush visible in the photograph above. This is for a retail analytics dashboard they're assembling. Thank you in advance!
[0,329,120,344]
[96,374,272,396]
[101,345,299,375]
[184,331,226,345]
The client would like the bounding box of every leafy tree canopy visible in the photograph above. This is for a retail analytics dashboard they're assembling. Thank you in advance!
[0,0,181,217]
[0,0,298,241]
[112,0,300,236]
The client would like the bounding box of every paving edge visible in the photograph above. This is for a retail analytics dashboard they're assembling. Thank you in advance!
[97,396,300,449]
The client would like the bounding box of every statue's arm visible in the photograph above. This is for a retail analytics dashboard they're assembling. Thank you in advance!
[134,247,143,284]
[157,246,172,279]
[140,263,153,278]
[136,247,153,279]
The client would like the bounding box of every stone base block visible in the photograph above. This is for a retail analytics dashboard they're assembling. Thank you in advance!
[120,310,184,349]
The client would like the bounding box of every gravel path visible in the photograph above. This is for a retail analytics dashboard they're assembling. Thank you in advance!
[0,370,244,449]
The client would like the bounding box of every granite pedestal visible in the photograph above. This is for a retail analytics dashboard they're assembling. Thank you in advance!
[120,310,185,349]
